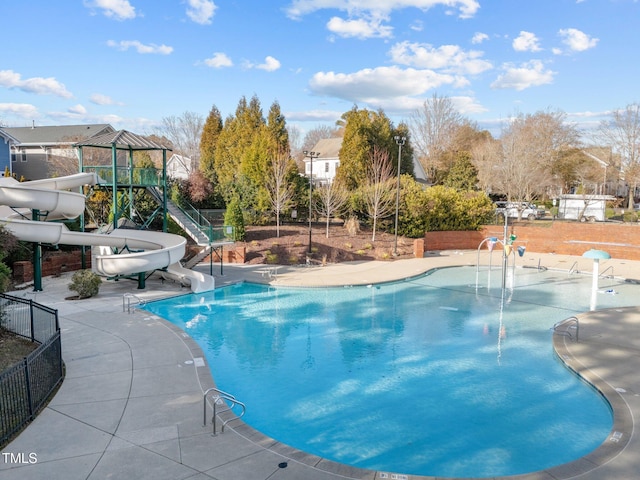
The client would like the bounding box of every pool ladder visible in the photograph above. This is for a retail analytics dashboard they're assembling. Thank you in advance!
[600,266,614,278]
[568,261,580,275]
[122,293,145,313]
[203,387,246,435]
[552,316,579,342]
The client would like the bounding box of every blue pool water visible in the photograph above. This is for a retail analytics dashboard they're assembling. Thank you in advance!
[143,266,639,478]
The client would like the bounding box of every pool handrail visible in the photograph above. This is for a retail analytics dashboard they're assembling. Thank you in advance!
[203,387,246,435]
[552,316,579,343]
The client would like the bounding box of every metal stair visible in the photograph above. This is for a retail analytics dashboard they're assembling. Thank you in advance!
[146,187,235,269]
[147,187,212,245]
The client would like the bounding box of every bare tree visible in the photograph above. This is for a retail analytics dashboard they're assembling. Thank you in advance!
[156,111,204,171]
[301,125,341,153]
[472,136,502,194]
[315,179,349,238]
[597,103,640,209]
[265,154,295,237]
[474,109,579,217]
[410,93,464,182]
[362,146,395,242]
[286,124,302,159]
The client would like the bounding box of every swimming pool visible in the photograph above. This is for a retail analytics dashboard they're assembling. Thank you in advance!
[143,266,639,478]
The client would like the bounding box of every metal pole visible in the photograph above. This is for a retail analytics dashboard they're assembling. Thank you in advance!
[502,214,508,290]
[303,151,320,254]
[32,209,42,292]
[308,154,313,254]
[393,136,405,256]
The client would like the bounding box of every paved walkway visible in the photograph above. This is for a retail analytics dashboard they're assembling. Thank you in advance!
[2,250,640,480]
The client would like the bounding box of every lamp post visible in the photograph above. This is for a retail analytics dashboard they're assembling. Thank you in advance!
[303,150,320,254]
[393,135,406,256]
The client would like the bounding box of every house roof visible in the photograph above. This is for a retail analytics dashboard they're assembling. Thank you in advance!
[0,128,20,145]
[307,137,343,160]
[75,130,171,151]
[2,124,115,145]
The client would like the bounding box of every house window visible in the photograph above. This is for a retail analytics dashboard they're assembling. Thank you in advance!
[11,150,26,162]
[325,162,329,173]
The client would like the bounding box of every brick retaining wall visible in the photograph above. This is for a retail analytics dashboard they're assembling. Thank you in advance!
[425,222,640,260]
[13,250,91,284]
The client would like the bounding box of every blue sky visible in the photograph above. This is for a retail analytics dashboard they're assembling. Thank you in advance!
[1,0,639,138]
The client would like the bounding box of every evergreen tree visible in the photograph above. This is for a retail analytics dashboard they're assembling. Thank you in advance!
[443,152,479,191]
[200,105,223,183]
[336,107,376,190]
[213,95,267,205]
[336,106,414,191]
[266,100,289,156]
[394,122,415,177]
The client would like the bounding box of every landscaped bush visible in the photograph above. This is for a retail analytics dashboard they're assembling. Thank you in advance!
[397,180,494,237]
[68,270,102,299]
[224,196,246,241]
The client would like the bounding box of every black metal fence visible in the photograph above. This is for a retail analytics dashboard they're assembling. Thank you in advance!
[0,294,62,447]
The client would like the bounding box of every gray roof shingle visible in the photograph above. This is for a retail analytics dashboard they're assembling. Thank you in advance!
[2,124,115,145]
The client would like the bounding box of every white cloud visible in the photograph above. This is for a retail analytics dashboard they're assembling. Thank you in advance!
[558,28,598,52]
[327,16,393,39]
[410,20,424,32]
[245,56,281,71]
[84,0,137,20]
[471,32,488,44]
[0,103,40,119]
[257,56,282,71]
[286,109,343,122]
[0,70,73,98]
[68,104,87,115]
[309,66,457,103]
[285,0,480,20]
[49,110,125,125]
[186,0,217,25]
[512,31,542,52]
[491,60,555,91]
[389,41,492,75]
[107,40,173,55]
[90,93,121,105]
[449,96,487,114]
[203,52,233,68]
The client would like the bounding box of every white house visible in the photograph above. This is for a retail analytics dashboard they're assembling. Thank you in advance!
[303,137,342,184]
[303,136,425,185]
[166,154,192,180]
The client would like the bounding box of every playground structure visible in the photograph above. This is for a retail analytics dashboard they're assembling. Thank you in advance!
[1,130,232,293]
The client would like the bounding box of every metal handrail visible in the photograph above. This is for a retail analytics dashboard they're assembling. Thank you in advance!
[203,387,246,435]
[568,261,579,275]
[122,293,144,313]
[600,266,614,278]
[552,316,579,342]
[84,165,162,187]
[148,187,235,243]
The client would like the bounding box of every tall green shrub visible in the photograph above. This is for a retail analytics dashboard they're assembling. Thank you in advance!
[396,180,494,237]
[224,196,245,241]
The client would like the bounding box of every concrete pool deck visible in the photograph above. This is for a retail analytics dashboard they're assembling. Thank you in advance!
[2,249,640,480]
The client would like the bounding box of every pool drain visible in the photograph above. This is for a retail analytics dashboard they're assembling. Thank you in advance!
[278,462,288,468]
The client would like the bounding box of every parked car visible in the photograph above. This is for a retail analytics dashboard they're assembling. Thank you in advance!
[495,201,545,220]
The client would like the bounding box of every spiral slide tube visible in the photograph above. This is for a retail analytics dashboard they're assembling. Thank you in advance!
[0,173,214,293]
